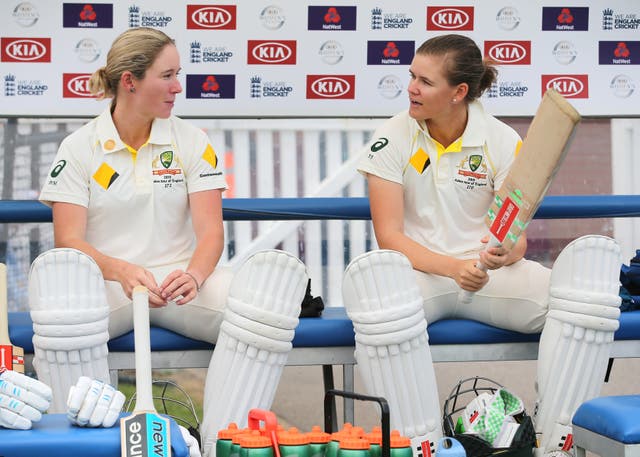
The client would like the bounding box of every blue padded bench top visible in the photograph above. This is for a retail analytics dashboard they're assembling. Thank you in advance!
[9,309,640,354]
[0,413,188,457]
[572,395,640,444]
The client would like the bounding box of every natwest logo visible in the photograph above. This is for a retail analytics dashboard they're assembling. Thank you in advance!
[427,6,474,30]
[63,73,94,98]
[247,40,297,65]
[541,75,588,98]
[1,37,50,62]
[306,75,355,99]
[484,41,531,65]
[187,5,236,29]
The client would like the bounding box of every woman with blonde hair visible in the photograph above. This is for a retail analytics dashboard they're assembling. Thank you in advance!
[29,27,308,457]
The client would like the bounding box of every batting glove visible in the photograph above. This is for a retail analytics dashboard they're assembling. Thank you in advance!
[67,376,126,427]
[0,368,52,430]
[179,424,202,457]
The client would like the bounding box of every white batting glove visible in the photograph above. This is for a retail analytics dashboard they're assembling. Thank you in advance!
[67,376,126,428]
[179,424,202,457]
[0,368,52,430]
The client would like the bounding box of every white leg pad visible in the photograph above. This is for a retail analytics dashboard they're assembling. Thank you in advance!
[28,248,110,413]
[535,235,622,455]
[343,250,441,457]
[200,250,308,457]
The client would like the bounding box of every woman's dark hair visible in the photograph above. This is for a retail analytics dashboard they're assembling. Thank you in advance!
[416,34,497,101]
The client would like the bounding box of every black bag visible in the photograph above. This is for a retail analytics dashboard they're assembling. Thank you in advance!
[299,279,324,317]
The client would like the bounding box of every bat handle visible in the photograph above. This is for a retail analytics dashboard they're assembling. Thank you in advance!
[457,235,501,305]
[132,286,155,412]
[0,264,9,342]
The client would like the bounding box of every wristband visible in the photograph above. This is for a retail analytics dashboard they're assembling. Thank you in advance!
[185,271,201,292]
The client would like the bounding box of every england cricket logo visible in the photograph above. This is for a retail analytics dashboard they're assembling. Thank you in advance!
[160,150,173,169]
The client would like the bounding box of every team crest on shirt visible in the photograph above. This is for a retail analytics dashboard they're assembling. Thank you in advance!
[455,154,488,189]
[160,150,173,168]
[152,151,184,188]
[468,154,482,172]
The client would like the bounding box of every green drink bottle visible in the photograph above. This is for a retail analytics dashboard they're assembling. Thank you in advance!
[306,425,331,457]
[278,428,311,457]
[389,431,412,457]
[239,433,274,457]
[230,430,253,457]
[217,422,241,457]
[338,437,370,457]
[364,427,382,457]
[325,423,353,457]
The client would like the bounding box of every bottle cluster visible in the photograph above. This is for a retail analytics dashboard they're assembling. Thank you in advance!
[217,422,413,457]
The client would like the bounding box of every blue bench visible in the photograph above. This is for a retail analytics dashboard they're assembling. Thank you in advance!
[3,196,640,424]
[0,414,189,457]
[572,395,640,456]
[9,308,640,422]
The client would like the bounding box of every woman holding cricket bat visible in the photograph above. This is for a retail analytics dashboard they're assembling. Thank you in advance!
[343,34,622,457]
[24,28,309,457]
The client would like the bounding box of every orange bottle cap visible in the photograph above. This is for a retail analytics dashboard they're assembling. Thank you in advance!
[240,434,273,448]
[218,422,241,439]
[350,427,365,438]
[279,431,310,445]
[390,435,411,448]
[364,431,382,445]
[339,438,370,450]
[307,426,331,444]
[331,430,349,441]
[232,430,255,444]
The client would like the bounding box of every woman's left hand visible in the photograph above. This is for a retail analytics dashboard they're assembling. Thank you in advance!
[159,270,201,305]
[479,235,511,270]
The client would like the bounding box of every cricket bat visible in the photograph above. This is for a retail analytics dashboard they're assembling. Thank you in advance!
[0,263,24,373]
[121,286,170,457]
[459,89,581,304]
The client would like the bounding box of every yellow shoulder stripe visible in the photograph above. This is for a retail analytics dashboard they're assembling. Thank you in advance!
[202,144,218,168]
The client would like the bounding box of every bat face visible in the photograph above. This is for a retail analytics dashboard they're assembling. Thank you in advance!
[121,410,170,457]
[0,344,24,373]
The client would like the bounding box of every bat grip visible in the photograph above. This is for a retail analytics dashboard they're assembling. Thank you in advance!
[132,286,155,412]
[457,235,501,305]
[0,264,9,342]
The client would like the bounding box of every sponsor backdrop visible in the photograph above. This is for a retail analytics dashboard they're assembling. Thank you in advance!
[1,0,638,117]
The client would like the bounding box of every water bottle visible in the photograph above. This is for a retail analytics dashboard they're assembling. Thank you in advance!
[240,432,274,457]
[338,437,370,457]
[364,427,382,457]
[278,428,311,457]
[389,431,412,457]
[436,437,466,457]
[217,422,241,457]
[230,430,253,457]
[306,425,330,457]
[325,424,354,457]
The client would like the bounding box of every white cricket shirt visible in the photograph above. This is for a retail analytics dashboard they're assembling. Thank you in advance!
[358,101,522,258]
[40,108,227,267]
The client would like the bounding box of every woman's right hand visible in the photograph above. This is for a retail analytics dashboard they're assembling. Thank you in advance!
[115,261,166,307]
[453,258,489,292]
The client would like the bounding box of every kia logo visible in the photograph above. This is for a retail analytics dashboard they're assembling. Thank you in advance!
[431,8,470,29]
[67,74,91,96]
[5,39,46,61]
[311,77,351,97]
[191,6,232,28]
[545,76,584,97]
[251,42,292,63]
[488,43,528,63]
